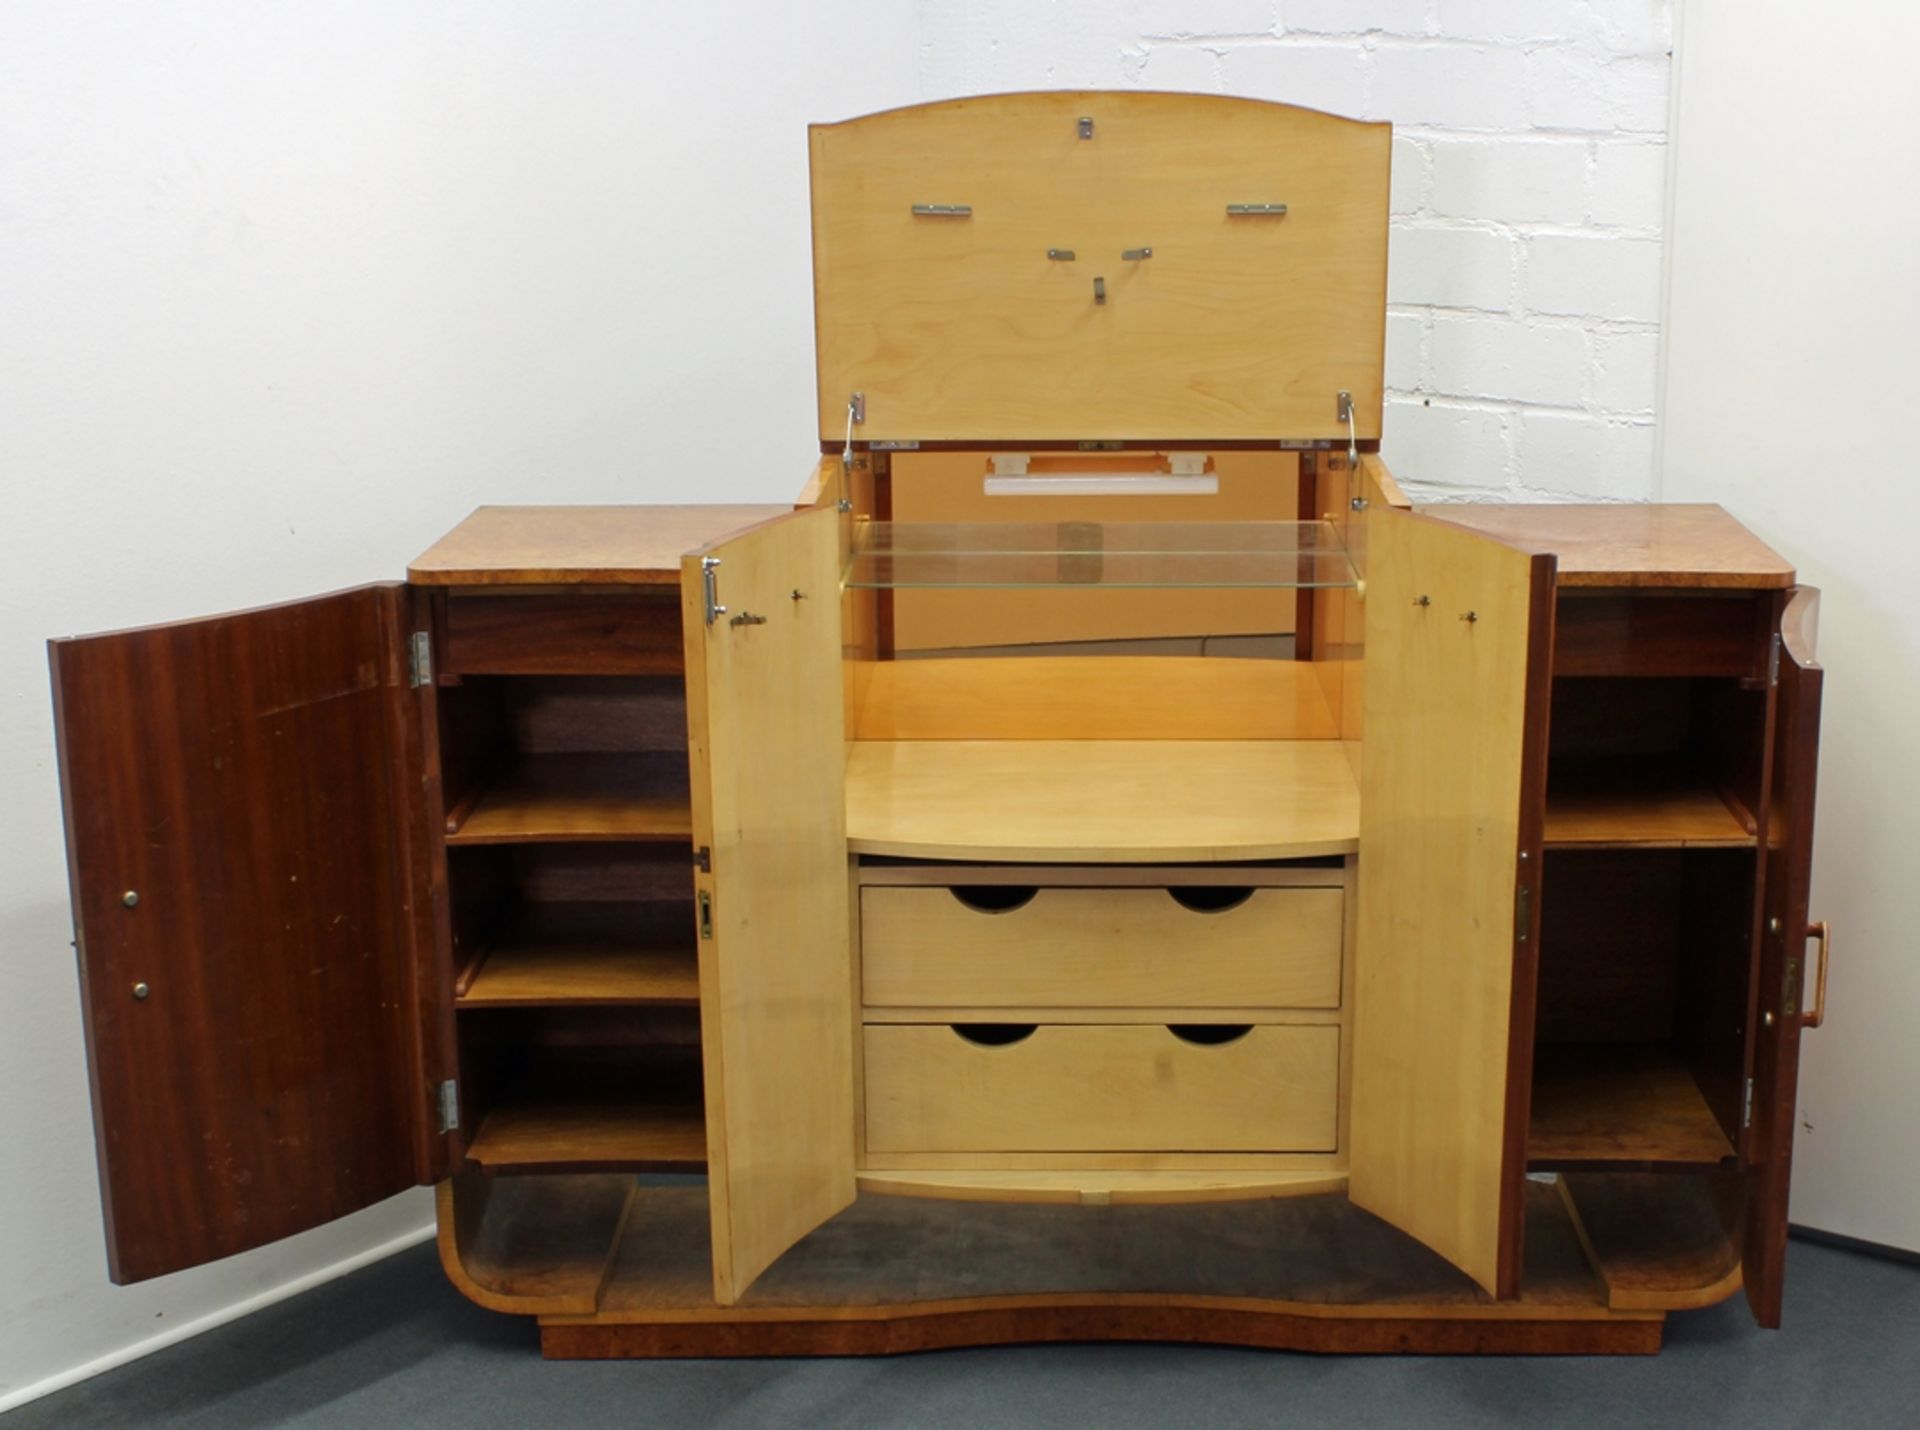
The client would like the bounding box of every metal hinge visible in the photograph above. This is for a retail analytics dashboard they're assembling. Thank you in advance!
[1769,633,1782,687]
[408,631,432,687]
[695,845,711,873]
[1514,883,1532,943]
[698,889,713,940]
[1743,1077,1755,1130]
[435,1078,459,1134]
[701,556,726,626]
[871,439,920,451]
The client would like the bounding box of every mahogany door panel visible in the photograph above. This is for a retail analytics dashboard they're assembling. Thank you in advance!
[49,584,435,1283]
[1744,588,1825,1326]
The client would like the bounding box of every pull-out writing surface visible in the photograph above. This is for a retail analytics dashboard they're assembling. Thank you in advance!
[681,508,855,1305]
[48,585,437,1282]
[1745,588,1824,1327]
[1349,509,1555,1298]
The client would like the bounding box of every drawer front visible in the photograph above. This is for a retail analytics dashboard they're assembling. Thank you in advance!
[862,886,1342,1010]
[864,1023,1338,1153]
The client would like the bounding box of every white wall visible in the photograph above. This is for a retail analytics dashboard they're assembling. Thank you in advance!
[917,1,1677,501]
[0,1,1685,1406]
[0,1,921,1408]
[1661,3,1920,1251]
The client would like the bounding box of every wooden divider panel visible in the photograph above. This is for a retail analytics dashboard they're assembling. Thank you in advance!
[1349,507,1555,1298]
[682,509,855,1305]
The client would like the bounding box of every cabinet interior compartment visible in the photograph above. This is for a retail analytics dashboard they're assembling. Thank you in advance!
[450,844,697,1008]
[457,1005,706,1175]
[437,675,691,845]
[1528,848,1753,1171]
[1543,676,1767,849]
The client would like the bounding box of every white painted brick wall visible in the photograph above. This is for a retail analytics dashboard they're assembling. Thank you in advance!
[916,1,1675,501]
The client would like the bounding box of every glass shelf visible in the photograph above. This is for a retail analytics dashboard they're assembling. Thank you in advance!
[844,520,1357,590]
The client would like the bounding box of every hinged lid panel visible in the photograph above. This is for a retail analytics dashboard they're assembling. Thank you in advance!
[810,91,1389,445]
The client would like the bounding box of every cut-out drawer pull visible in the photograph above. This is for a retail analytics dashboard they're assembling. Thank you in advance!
[950,1024,1037,1047]
[1167,1024,1253,1046]
[948,886,1037,914]
[1167,886,1254,914]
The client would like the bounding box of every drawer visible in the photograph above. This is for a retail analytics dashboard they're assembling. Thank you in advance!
[861,885,1342,1010]
[863,1022,1338,1153]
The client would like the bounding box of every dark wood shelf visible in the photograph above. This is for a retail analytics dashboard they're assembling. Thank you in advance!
[466,1094,707,1174]
[446,754,692,846]
[1528,1044,1736,1171]
[1543,758,1754,850]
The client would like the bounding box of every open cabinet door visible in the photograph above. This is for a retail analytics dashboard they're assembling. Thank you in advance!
[1745,588,1825,1327]
[49,585,441,1283]
[1349,508,1556,1298]
[682,507,853,1305]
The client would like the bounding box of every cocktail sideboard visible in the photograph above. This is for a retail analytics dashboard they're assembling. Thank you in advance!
[48,92,1827,1357]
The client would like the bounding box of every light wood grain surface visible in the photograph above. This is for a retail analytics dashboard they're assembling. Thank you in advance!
[1421,503,1794,589]
[861,886,1343,1010]
[854,655,1338,740]
[864,1023,1340,1154]
[845,739,1361,862]
[465,1098,707,1172]
[1349,506,1548,1297]
[409,505,788,586]
[811,92,1388,442]
[457,942,699,1008]
[855,1168,1350,1205]
[681,509,856,1305]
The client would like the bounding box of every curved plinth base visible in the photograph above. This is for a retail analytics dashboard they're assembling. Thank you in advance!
[539,1298,1663,1358]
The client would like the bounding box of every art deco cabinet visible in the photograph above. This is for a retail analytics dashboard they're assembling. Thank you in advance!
[48,93,1829,1357]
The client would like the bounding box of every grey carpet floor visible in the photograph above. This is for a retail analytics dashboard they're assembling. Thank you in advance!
[8,1236,1917,1429]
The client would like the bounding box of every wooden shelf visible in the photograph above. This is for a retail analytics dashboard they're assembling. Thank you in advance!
[1528,1045,1736,1171]
[447,754,691,846]
[466,1094,707,1174]
[459,942,699,1009]
[1543,759,1754,849]
[845,739,1360,863]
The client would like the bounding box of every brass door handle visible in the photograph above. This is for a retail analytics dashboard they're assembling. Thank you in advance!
[1804,921,1831,1028]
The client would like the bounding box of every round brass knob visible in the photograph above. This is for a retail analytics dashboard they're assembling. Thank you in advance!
[131,982,150,1001]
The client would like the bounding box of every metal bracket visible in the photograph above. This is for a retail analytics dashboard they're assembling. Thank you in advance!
[435,1079,459,1134]
[1047,247,1076,261]
[408,631,432,688]
[910,203,972,217]
[849,391,865,425]
[1514,883,1532,943]
[1078,115,1094,139]
[698,890,713,941]
[1227,203,1289,217]
[1093,276,1106,305]
[701,556,726,626]
[1337,391,1354,424]
[695,845,711,874]
[729,611,767,628]
[1121,247,1153,261]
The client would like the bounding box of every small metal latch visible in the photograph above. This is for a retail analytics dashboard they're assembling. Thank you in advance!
[695,845,711,874]
[1514,883,1532,942]
[1047,248,1076,261]
[698,890,713,940]
[1121,247,1153,261]
[849,392,865,425]
[408,631,432,687]
[729,611,767,628]
[436,1079,460,1134]
[910,203,972,217]
[1078,115,1094,139]
[701,556,725,626]
[1093,276,1106,305]
[1227,203,1289,216]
